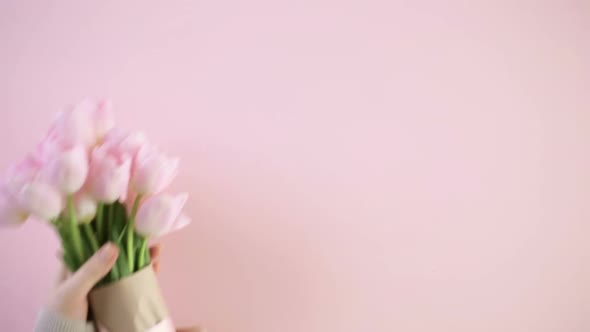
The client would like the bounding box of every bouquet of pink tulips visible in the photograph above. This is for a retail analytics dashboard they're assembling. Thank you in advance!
[0,99,190,331]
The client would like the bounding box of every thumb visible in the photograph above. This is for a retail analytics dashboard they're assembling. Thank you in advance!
[63,243,119,296]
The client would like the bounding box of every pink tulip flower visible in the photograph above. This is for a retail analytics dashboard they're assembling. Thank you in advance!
[88,146,132,203]
[134,193,191,237]
[48,99,115,148]
[102,128,148,161]
[18,182,63,220]
[71,192,97,223]
[50,100,96,148]
[0,187,28,226]
[43,145,89,194]
[132,146,178,196]
[94,100,115,142]
[4,156,42,196]
[30,137,61,166]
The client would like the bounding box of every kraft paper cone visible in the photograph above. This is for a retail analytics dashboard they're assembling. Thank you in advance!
[89,265,169,332]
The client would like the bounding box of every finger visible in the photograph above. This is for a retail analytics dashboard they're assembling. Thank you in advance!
[150,244,162,272]
[54,251,70,287]
[149,244,162,260]
[55,266,69,285]
[62,243,119,296]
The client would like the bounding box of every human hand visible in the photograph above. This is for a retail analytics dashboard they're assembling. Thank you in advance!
[47,242,119,321]
[47,242,205,332]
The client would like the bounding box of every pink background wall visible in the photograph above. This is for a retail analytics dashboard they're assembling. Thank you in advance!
[0,1,589,331]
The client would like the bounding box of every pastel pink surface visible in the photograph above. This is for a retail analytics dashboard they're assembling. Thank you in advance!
[0,1,589,332]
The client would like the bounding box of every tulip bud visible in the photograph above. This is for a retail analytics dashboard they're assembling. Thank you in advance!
[71,192,97,223]
[102,128,147,161]
[44,145,89,194]
[132,146,178,196]
[0,187,28,226]
[94,100,115,142]
[48,99,115,148]
[51,101,96,148]
[4,157,42,196]
[18,182,63,220]
[134,193,190,237]
[89,146,132,203]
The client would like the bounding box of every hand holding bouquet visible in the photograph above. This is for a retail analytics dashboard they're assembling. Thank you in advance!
[0,99,191,331]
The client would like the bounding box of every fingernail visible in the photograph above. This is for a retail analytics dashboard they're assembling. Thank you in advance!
[98,243,117,262]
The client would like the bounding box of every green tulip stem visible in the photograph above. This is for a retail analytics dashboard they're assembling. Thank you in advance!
[96,203,104,242]
[127,195,143,271]
[83,223,99,253]
[137,238,148,269]
[107,203,114,239]
[67,196,84,266]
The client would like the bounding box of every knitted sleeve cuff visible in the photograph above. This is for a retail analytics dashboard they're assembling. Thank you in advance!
[34,309,95,332]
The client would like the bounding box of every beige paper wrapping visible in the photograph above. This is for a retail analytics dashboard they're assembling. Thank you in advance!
[89,265,169,332]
